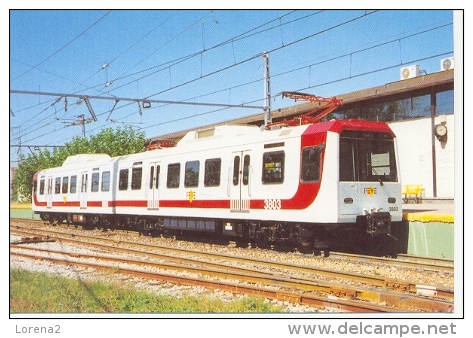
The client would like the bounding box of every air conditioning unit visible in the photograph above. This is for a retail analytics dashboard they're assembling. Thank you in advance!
[400,65,420,80]
[440,57,454,71]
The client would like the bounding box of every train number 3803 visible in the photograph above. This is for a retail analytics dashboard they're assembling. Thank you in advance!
[264,199,282,210]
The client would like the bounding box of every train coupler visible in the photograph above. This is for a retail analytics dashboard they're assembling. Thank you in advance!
[360,211,392,237]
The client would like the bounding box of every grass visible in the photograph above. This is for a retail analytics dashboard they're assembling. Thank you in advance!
[10,268,284,314]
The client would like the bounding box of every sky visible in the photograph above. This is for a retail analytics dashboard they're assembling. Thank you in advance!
[9,9,456,167]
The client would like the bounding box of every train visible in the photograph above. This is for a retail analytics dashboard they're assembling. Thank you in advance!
[32,114,402,254]
[32,93,402,254]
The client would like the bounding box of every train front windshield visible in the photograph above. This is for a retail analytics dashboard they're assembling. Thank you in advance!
[339,130,398,183]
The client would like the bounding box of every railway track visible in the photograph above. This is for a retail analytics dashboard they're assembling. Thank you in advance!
[326,251,454,274]
[10,221,454,313]
[10,219,454,274]
[10,225,454,301]
[10,245,402,313]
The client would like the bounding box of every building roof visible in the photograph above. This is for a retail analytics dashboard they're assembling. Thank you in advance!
[146,69,453,144]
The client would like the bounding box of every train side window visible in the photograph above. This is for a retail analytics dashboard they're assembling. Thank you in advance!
[62,177,69,193]
[184,161,199,188]
[301,147,322,182]
[149,166,154,189]
[39,179,45,195]
[55,177,61,194]
[102,171,110,192]
[119,169,129,191]
[242,155,250,186]
[70,175,77,193]
[204,158,221,187]
[131,167,142,190]
[47,179,52,195]
[262,151,285,184]
[81,174,88,193]
[91,172,100,192]
[149,166,160,189]
[167,163,180,188]
[232,156,240,186]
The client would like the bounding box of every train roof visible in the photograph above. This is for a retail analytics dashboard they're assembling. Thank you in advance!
[62,154,112,167]
[43,120,395,171]
[177,125,261,145]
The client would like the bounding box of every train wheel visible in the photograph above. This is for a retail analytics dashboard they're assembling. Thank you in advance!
[256,232,271,249]
[49,214,59,226]
[297,240,314,254]
[66,214,72,226]
[296,226,315,254]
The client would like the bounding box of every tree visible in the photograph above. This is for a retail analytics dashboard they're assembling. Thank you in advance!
[12,126,145,203]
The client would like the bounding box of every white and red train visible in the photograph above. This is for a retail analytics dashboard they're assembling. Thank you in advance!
[32,117,402,253]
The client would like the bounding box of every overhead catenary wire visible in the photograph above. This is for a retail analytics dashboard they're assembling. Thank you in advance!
[11,11,112,83]
[11,10,305,141]
[10,11,226,138]
[10,11,453,151]
[14,31,453,147]
[73,20,454,137]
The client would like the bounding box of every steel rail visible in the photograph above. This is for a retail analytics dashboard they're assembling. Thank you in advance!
[10,227,454,312]
[11,225,454,301]
[327,251,454,273]
[10,250,401,313]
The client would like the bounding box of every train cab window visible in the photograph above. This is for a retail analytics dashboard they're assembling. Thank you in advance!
[119,169,129,191]
[339,131,397,182]
[62,177,69,193]
[301,146,322,182]
[131,167,142,190]
[91,172,100,192]
[262,151,285,184]
[204,158,221,187]
[70,175,77,193]
[102,171,110,192]
[167,163,180,188]
[39,179,45,195]
[55,177,61,194]
[184,161,199,188]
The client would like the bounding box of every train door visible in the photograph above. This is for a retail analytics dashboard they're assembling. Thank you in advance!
[230,151,251,212]
[80,172,88,209]
[147,162,160,210]
[46,176,53,208]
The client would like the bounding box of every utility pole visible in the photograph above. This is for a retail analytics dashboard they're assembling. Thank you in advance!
[263,52,272,127]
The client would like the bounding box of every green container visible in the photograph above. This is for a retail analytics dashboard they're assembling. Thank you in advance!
[407,221,454,259]
[9,206,40,221]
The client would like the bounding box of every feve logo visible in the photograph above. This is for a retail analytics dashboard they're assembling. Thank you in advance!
[364,186,377,196]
